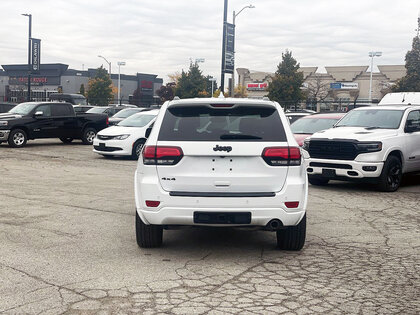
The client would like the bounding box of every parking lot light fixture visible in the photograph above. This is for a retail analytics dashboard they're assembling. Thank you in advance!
[368,51,382,102]
[22,13,32,101]
[117,61,126,105]
[98,55,112,78]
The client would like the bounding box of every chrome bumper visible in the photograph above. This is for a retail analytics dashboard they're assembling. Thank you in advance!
[0,130,10,141]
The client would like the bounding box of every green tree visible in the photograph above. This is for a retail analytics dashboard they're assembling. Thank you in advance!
[392,36,420,92]
[267,50,305,108]
[175,62,208,98]
[87,66,113,105]
[79,84,85,96]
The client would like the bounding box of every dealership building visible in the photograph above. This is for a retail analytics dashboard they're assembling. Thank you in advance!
[0,63,163,106]
[237,65,406,109]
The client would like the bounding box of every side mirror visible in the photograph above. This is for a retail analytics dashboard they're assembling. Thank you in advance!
[34,111,44,117]
[145,127,152,138]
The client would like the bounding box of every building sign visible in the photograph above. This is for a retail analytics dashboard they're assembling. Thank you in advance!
[31,38,41,73]
[330,82,359,89]
[246,82,268,91]
[141,80,153,92]
[8,76,59,86]
[223,23,235,74]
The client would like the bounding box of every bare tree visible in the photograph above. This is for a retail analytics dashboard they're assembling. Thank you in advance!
[305,74,330,111]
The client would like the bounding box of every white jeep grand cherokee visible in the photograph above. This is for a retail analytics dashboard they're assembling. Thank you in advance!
[134,97,308,249]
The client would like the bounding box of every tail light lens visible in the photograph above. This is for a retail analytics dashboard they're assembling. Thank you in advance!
[142,145,183,165]
[106,117,109,125]
[262,147,301,166]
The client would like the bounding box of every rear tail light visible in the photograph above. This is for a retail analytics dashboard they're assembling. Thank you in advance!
[142,145,183,165]
[106,117,109,125]
[285,201,299,208]
[145,200,160,207]
[262,147,301,166]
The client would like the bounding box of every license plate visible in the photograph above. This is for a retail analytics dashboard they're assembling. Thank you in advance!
[194,212,251,224]
[322,168,336,178]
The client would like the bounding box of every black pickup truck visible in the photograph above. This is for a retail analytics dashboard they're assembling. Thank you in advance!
[0,102,108,147]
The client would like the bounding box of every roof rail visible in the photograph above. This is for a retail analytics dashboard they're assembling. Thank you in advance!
[262,97,270,101]
[173,96,180,100]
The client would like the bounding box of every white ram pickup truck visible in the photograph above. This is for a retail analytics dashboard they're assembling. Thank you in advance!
[304,101,420,191]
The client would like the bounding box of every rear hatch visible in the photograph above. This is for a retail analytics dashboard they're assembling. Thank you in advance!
[147,103,297,194]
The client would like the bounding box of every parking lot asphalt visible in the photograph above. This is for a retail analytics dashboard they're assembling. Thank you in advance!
[0,139,419,314]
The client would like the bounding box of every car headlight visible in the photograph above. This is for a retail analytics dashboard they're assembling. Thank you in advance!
[356,142,382,153]
[0,121,8,126]
[114,134,130,140]
[302,138,310,151]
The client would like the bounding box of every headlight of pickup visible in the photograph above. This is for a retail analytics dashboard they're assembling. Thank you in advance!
[0,121,8,126]
[356,141,382,153]
[114,134,130,140]
[302,138,310,151]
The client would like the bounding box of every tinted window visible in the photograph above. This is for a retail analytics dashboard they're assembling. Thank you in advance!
[36,104,52,117]
[336,109,404,129]
[158,105,286,141]
[406,110,420,131]
[291,117,340,134]
[52,104,73,116]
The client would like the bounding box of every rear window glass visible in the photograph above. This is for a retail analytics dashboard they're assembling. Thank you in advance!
[158,105,286,141]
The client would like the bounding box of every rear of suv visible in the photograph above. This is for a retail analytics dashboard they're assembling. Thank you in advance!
[135,98,308,250]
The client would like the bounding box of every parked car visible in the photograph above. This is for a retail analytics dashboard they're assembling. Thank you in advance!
[93,110,158,159]
[108,108,149,126]
[49,93,87,105]
[304,104,420,191]
[291,112,346,146]
[0,102,16,113]
[73,105,94,113]
[134,97,308,249]
[87,105,137,117]
[285,112,312,124]
[0,102,108,147]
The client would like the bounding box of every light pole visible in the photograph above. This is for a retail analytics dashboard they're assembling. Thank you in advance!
[209,77,217,96]
[117,61,126,105]
[22,13,32,101]
[368,51,382,102]
[232,4,255,97]
[98,55,111,78]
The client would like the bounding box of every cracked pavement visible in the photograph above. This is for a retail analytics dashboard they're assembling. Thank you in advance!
[0,139,419,314]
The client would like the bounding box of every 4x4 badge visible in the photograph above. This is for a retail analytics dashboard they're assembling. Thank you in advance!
[213,145,232,152]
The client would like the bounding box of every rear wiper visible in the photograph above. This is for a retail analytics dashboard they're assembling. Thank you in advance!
[220,134,262,140]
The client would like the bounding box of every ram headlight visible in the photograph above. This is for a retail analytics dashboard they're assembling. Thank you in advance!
[302,138,310,151]
[0,121,8,126]
[356,142,382,153]
[114,134,130,140]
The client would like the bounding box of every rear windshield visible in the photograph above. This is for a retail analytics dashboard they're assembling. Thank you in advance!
[158,105,286,141]
[291,117,340,134]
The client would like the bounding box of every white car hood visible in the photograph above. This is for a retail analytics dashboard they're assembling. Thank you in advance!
[311,127,398,141]
[98,125,145,136]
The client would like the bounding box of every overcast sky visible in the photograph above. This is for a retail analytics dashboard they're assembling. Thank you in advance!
[1,0,419,83]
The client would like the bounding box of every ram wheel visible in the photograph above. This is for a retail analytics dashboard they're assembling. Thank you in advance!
[377,155,402,192]
[8,129,27,148]
[276,214,306,251]
[82,127,96,145]
[60,137,73,144]
[135,211,163,248]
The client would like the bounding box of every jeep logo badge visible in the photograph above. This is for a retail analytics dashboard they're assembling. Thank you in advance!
[213,145,232,152]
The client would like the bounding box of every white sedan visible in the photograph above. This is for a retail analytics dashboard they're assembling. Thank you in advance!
[93,109,158,159]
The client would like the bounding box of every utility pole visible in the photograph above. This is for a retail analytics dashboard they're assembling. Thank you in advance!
[220,0,228,93]
[22,14,32,101]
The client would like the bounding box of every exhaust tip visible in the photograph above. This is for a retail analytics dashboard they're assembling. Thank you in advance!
[266,219,283,231]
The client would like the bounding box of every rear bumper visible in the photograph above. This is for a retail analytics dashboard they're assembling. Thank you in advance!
[306,158,384,179]
[134,170,308,227]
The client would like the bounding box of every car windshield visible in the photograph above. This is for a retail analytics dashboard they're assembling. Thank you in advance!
[73,98,87,105]
[9,103,38,115]
[291,117,341,134]
[86,107,107,114]
[118,114,156,127]
[158,105,287,141]
[112,109,141,119]
[335,109,404,129]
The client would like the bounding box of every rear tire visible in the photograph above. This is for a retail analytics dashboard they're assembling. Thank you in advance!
[377,155,402,192]
[8,129,27,148]
[308,176,329,186]
[82,127,97,145]
[136,211,163,248]
[276,214,306,251]
[132,139,146,160]
[60,137,73,144]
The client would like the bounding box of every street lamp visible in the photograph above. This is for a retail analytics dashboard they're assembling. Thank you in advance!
[232,4,255,97]
[117,61,126,105]
[368,51,382,102]
[209,77,217,96]
[22,13,32,101]
[98,55,111,78]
